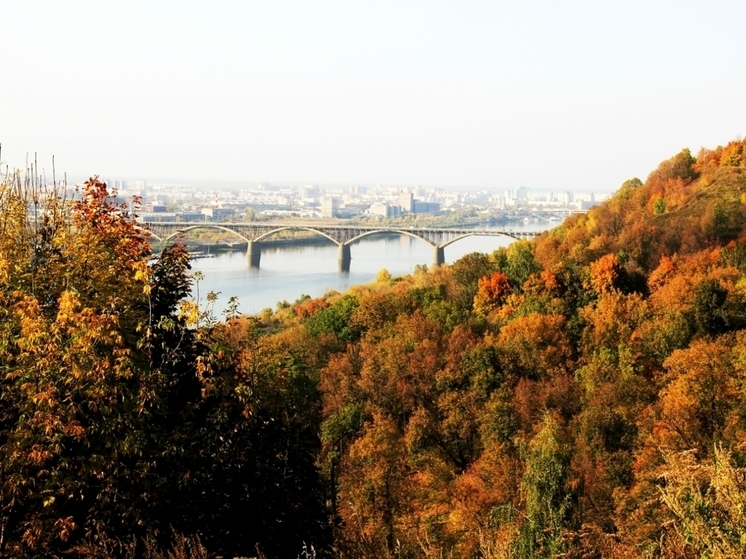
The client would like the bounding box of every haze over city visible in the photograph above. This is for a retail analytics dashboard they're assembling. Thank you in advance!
[2,0,746,191]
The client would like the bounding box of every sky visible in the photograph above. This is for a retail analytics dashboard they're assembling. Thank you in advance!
[2,0,745,191]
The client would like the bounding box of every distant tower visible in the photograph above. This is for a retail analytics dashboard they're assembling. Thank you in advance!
[399,190,413,212]
[321,197,339,218]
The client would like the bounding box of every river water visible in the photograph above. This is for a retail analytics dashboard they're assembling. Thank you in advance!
[189,222,556,317]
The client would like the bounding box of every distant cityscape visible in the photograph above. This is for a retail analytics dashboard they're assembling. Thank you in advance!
[99,179,611,224]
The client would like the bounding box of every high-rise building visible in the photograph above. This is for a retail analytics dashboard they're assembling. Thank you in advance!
[399,190,413,212]
[320,197,339,218]
[299,184,320,198]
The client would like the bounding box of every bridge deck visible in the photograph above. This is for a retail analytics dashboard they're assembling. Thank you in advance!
[139,221,544,269]
[140,221,542,241]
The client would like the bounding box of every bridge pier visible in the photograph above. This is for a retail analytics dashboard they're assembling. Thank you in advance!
[432,245,445,267]
[337,243,351,273]
[247,240,261,268]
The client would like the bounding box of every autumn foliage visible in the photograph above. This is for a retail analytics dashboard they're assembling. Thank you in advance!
[0,176,326,558]
[3,138,746,558]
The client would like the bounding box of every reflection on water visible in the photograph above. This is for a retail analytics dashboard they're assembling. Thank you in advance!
[189,224,553,316]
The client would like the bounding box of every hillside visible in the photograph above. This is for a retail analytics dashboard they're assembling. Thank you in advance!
[2,141,746,558]
[535,139,746,271]
[282,139,746,559]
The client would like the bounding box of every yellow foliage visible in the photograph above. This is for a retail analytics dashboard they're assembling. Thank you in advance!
[178,300,201,327]
[56,290,79,324]
[658,446,746,558]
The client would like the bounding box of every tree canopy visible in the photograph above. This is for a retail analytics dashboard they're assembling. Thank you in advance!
[4,138,746,558]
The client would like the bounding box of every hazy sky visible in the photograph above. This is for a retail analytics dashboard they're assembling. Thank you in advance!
[2,1,745,191]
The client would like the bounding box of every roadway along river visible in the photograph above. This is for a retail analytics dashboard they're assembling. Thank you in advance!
[188,222,556,317]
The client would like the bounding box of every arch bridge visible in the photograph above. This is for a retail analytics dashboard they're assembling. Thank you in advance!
[140,222,542,271]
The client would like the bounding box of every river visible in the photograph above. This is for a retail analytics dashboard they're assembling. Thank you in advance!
[189,222,557,317]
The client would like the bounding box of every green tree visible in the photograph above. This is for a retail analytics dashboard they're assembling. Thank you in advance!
[506,241,541,288]
[653,195,666,215]
[450,252,496,311]
[304,294,361,345]
[691,278,728,336]
[617,177,643,200]
[184,319,330,557]
[515,415,571,559]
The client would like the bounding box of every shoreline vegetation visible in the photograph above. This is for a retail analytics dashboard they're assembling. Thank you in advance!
[2,138,746,558]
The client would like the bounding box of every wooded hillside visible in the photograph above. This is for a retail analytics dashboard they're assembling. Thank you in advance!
[2,138,746,558]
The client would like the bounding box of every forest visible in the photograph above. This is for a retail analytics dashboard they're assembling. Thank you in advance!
[2,138,746,558]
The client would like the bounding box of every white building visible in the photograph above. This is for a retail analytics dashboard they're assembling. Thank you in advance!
[320,197,339,218]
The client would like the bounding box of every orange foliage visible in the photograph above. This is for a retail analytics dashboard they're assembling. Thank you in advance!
[495,313,573,379]
[656,338,738,453]
[589,253,622,295]
[581,291,649,355]
[447,444,521,556]
[338,413,411,558]
[647,255,676,291]
[295,296,329,319]
[540,269,560,292]
[473,271,511,316]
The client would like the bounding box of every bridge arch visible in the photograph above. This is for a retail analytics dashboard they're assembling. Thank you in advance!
[143,224,254,245]
[439,231,521,249]
[134,225,162,242]
[344,229,437,248]
[253,226,342,246]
